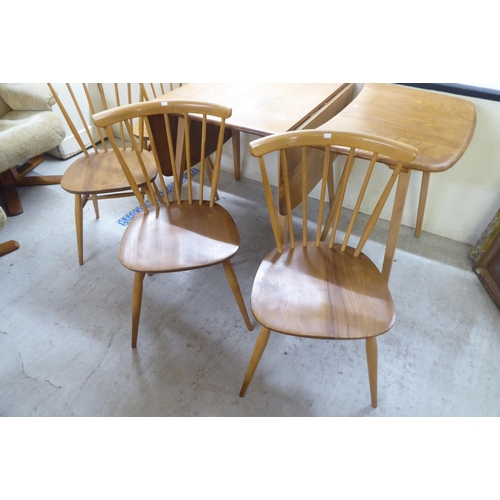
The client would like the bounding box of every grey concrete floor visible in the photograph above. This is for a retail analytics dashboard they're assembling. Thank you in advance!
[1,152,499,417]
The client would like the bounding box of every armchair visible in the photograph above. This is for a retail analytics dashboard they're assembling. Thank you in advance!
[0,83,65,215]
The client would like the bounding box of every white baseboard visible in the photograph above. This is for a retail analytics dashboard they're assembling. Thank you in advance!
[47,125,100,159]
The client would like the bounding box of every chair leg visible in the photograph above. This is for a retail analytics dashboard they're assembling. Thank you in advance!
[131,272,145,348]
[222,260,253,331]
[239,327,271,397]
[365,337,378,408]
[75,194,84,266]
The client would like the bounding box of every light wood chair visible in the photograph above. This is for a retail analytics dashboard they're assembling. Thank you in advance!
[93,99,253,348]
[239,130,417,408]
[48,83,157,265]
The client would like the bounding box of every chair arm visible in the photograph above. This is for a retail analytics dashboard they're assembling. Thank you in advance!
[0,83,56,112]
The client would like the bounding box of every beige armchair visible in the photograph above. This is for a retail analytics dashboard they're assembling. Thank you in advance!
[0,83,65,215]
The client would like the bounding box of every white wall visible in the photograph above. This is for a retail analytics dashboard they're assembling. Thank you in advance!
[419,91,500,245]
[220,85,500,246]
[49,83,103,158]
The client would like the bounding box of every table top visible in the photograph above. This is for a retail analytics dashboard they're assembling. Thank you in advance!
[159,83,350,136]
[318,83,477,173]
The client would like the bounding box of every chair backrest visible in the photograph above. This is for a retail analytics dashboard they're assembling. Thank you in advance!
[249,130,417,262]
[92,99,231,214]
[47,83,145,157]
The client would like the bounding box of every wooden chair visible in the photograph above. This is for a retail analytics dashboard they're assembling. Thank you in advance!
[48,83,157,265]
[239,130,417,408]
[93,99,253,348]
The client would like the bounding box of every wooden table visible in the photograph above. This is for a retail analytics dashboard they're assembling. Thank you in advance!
[317,83,477,280]
[318,83,477,237]
[158,83,354,180]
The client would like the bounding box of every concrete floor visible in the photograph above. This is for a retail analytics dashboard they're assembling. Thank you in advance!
[1,152,499,417]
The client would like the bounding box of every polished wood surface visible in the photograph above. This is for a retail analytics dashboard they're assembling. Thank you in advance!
[319,83,476,173]
[159,83,353,135]
[251,242,396,339]
[119,202,240,272]
[240,130,417,407]
[0,239,20,257]
[93,100,253,348]
[318,83,477,238]
[61,150,156,195]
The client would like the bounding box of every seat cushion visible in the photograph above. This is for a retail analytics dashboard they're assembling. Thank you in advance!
[0,110,65,171]
[251,241,395,340]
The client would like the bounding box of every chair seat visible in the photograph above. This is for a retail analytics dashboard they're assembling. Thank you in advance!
[60,149,157,195]
[251,242,395,340]
[119,201,241,273]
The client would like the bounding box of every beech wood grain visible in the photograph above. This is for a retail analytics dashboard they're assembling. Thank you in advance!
[251,242,395,340]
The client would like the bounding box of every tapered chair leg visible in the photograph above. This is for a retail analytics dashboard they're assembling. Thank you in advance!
[366,337,378,408]
[75,194,84,266]
[131,272,145,348]
[239,327,271,397]
[222,260,253,331]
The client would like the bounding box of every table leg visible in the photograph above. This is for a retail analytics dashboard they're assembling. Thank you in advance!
[232,130,241,180]
[415,171,430,238]
[382,168,412,283]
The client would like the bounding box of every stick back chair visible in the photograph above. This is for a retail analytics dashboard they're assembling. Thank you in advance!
[239,130,417,407]
[48,83,157,265]
[93,99,253,348]
[133,84,182,149]
[136,83,240,182]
